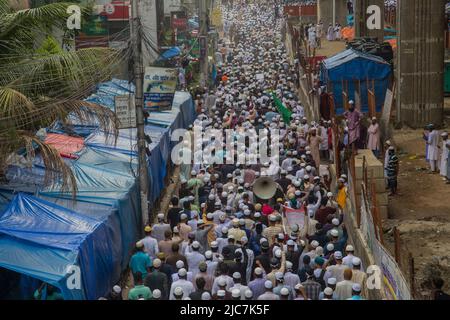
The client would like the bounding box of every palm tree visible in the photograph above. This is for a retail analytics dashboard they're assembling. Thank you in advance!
[0,0,125,194]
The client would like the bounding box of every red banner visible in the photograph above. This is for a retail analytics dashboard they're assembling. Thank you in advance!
[284,5,317,17]
[172,18,187,30]
[102,1,130,21]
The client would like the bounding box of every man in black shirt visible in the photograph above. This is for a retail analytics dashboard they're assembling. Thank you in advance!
[255,241,271,274]
[167,197,182,230]
[190,277,208,300]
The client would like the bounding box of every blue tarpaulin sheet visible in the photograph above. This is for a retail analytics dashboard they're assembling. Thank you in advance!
[320,49,392,114]
[0,193,117,300]
[159,47,182,60]
[40,161,141,270]
[0,79,196,300]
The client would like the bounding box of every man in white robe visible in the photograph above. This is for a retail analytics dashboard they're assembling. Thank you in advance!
[427,125,440,173]
[327,24,335,41]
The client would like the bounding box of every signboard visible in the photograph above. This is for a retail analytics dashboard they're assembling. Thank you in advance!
[199,36,207,58]
[103,1,130,21]
[75,36,109,50]
[115,95,136,129]
[282,206,307,237]
[380,85,395,139]
[373,241,412,300]
[211,7,223,27]
[143,67,177,112]
[80,15,108,36]
[172,18,187,30]
[104,3,115,15]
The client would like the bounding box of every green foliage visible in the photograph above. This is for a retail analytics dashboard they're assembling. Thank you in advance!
[0,0,121,194]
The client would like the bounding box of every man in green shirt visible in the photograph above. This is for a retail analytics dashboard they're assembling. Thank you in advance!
[129,241,152,282]
[33,283,64,300]
[128,272,152,300]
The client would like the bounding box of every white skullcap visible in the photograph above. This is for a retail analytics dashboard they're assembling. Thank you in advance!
[346,245,354,252]
[332,218,340,226]
[352,283,362,292]
[280,287,290,296]
[217,290,226,297]
[201,292,211,300]
[334,251,343,259]
[180,213,188,220]
[152,289,161,299]
[176,260,185,269]
[330,229,339,237]
[178,268,187,277]
[327,192,334,198]
[244,289,253,298]
[255,267,263,275]
[192,241,200,249]
[275,249,282,258]
[205,250,213,259]
[173,226,179,233]
[264,280,273,289]
[294,283,304,290]
[352,257,362,266]
[324,287,334,296]
[311,240,319,248]
[157,213,165,219]
[153,259,162,268]
[174,287,183,296]
[254,212,261,218]
[327,277,337,285]
[113,285,121,294]
[232,289,241,298]
[222,227,229,234]
[218,277,227,286]
[326,243,335,251]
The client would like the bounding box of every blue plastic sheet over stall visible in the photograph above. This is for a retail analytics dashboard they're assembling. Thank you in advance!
[320,49,392,114]
[0,79,196,300]
[40,160,141,271]
[0,193,117,300]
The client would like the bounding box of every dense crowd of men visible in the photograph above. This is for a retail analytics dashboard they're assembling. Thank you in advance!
[119,1,370,301]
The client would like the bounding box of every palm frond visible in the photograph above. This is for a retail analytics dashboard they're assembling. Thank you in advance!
[0,86,36,119]
[21,134,77,196]
[0,133,77,196]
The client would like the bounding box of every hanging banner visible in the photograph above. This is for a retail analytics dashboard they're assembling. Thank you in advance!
[143,67,177,112]
[115,95,136,129]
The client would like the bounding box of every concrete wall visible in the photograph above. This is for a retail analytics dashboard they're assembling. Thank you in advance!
[354,0,384,41]
[396,0,445,128]
[164,0,182,16]
[317,0,348,27]
[330,164,385,299]
[354,149,388,219]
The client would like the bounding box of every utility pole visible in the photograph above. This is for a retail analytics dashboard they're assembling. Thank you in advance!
[199,0,209,87]
[131,0,150,227]
[332,0,336,27]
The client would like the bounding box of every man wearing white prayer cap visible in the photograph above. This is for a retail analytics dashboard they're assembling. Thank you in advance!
[169,268,194,300]
[152,213,171,242]
[257,280,279,300]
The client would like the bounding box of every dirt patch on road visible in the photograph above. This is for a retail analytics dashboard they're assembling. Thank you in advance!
[389,129,450,221]
[383,129,450,298]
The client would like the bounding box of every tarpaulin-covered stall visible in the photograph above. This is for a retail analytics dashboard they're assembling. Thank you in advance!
[320,49,392,114]
[40,161,141,270]
[0,193,118,300]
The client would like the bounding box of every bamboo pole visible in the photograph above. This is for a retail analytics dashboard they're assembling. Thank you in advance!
[394,226,401,265]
